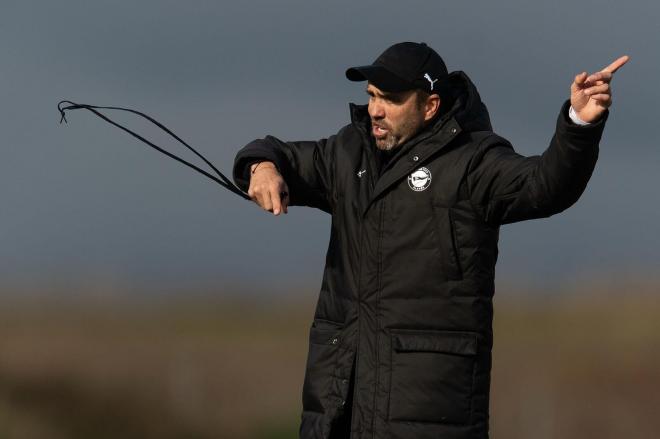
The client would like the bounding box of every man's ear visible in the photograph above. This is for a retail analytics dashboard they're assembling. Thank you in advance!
[424,94,441,122]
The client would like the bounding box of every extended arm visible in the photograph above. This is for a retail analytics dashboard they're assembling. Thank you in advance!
[467,101,607,225]
[467,55,628,225]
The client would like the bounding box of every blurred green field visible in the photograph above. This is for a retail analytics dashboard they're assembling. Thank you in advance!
[0,281,658,438]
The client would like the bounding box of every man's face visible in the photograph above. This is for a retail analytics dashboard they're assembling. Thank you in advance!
[367,83,426,151]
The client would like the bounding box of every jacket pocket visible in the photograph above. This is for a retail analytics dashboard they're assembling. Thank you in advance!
[302,319,343,413]
[388,329,478,425]
[431,205,464,280]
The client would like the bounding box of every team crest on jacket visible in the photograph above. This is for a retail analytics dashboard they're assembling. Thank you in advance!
[408,167,432,191]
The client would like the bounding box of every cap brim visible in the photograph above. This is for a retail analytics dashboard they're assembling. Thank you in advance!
[345,65,414,92]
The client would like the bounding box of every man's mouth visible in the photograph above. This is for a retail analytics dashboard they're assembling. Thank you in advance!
[372,123,389,138]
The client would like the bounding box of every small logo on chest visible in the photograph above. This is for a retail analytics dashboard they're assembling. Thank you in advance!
[408,167,432,191]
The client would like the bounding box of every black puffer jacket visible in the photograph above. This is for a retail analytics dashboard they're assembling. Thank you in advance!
[233,71,607,439]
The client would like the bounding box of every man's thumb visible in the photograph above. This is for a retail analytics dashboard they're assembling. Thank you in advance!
[573,71,588,89]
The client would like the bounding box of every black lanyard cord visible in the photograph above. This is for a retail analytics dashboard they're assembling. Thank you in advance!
[57,100,250,201]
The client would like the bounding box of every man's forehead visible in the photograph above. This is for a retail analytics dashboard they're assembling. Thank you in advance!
[366,82,412,98]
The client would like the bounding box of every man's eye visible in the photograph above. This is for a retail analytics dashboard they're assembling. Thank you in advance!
[380,94,398,103]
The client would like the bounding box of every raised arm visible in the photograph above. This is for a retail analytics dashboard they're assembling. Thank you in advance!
[467,55,628,226]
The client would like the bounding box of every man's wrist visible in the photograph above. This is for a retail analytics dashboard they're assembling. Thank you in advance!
[250,161,277,174]
[568,106,592,126]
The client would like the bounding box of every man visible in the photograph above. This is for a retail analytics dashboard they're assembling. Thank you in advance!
[232,42,628,439]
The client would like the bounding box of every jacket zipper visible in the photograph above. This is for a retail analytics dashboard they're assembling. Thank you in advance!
[350,213,365,438]
[371,200,386,438]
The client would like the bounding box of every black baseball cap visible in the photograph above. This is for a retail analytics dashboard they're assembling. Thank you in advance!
[346,42,449,94]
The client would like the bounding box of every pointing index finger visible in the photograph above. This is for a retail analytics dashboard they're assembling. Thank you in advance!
[602,55,630,74]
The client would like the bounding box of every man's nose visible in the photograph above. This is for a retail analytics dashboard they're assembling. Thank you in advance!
[369,101,385,119]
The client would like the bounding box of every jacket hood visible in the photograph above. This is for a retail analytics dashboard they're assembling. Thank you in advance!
[350,70,492,137]
[436,70,492,133]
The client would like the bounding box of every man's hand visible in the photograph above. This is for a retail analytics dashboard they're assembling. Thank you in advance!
[248,161,289,215]
[571,55,629,123]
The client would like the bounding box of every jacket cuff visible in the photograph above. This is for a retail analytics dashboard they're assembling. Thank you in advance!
[232,137,287,191]
[556,99,608,150]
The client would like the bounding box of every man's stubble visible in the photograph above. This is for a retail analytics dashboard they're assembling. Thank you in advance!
[373,106,426,151]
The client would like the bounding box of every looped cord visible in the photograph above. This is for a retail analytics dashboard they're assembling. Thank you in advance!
[57,100,250,200]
